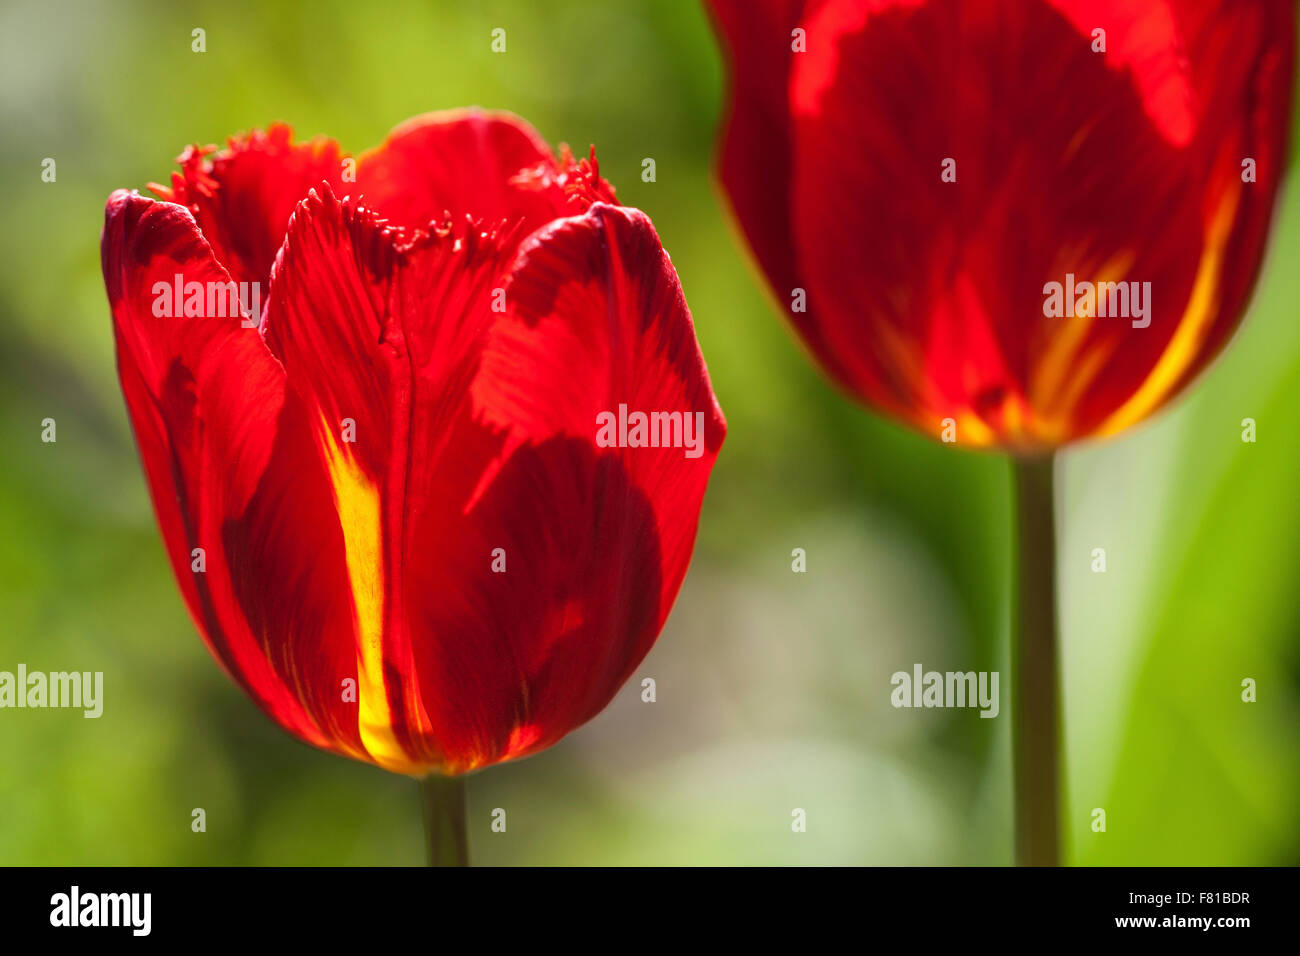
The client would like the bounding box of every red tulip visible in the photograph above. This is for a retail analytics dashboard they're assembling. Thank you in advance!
[708,0,1294,449]
[101,109,725,777]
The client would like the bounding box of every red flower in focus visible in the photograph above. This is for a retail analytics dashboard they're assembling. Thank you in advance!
[708,0,1294,449]
[101,110,725,775]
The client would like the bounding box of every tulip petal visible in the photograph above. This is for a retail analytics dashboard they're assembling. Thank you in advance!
[424,203,727,765]
[405,435,667,771]
[479,202,728,581]
[152,125,346,295]
[356,108,595,236]
[102,189,367,761]
[262,184,529,772]
[707,0,856,380]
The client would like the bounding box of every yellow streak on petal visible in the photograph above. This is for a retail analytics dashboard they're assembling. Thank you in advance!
[1030,251,1136,428]
[953,411,996,447]
[1042,343,1111,440]
[317,420,420,775]
[1095,182,1241,438]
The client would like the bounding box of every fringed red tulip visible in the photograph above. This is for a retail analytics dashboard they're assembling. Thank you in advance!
[101,110,725,782]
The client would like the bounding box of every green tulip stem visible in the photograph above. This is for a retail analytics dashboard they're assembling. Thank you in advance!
[419,773,470,867]
[1011,453,1063,866]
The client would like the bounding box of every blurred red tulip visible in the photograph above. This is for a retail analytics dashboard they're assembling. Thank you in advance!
[101,109,725,775]
[708,0,1294,449]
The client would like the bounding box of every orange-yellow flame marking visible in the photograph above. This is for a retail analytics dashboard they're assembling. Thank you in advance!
[1096,182,1241,437]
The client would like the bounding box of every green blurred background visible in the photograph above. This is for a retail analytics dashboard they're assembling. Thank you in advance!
[1,0,1297,865]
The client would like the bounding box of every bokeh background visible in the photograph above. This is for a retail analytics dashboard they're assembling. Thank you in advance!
[1,0,1297,865]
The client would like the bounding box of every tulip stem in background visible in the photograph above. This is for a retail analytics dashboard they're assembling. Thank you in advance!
[419,774,469,867]
[1011,454,1062,866]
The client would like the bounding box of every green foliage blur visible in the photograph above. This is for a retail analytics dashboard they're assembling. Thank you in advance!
[0,0,1296,865]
